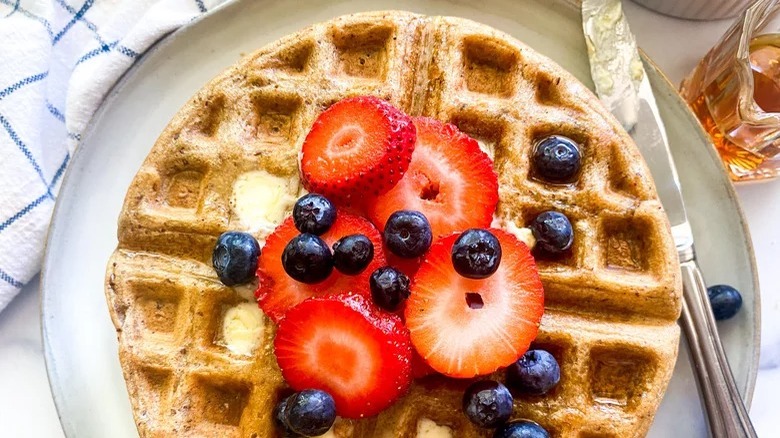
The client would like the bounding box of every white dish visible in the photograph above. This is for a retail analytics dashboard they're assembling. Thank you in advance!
[41,0,760,436]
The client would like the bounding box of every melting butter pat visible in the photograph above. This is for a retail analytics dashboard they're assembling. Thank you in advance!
[222,303,264,356]
[491,216,536,249]
[231,170,300,242]
[416,419,453,438]
[505,223,536,249]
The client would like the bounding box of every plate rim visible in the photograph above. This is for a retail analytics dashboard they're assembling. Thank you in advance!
[39,0,761,434]
[641,52,761,405]
[39,0,240,431]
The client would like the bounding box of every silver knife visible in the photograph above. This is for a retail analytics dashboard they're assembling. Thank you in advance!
[582,1,757,437]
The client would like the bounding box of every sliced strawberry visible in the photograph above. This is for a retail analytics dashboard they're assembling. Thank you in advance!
[366,117,498,238]
[405,230,544,378]
[411,348,438,379]
[274,292,413,418]
[256,212,386,322]
[384,250,422,279]
[300,96,416,205]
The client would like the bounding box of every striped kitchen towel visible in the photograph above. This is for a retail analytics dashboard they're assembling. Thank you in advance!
[0,0,226,313]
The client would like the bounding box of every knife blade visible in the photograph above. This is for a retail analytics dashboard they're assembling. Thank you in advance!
[581,1,757,436]
[582,0,694,250]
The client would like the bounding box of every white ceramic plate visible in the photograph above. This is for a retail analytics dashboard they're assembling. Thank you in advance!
[41,0,760,436]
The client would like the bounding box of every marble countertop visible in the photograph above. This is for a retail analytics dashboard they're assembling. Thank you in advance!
[1,2,778,436]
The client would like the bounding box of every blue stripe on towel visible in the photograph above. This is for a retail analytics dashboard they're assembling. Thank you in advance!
[48,152,71,190]
[0,268,24,288]
[0,113,53,198]
[0,0,55,39]
[46,101,65,123]
[3,0,20,17]
[0,193,50,234]
[53,0,95,45]
[76,41,139,66]
[0,72,49,101]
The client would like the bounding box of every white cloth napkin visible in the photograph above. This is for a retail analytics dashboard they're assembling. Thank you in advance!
[0,0,226,313]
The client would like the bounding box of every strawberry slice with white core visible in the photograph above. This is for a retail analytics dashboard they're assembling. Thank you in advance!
[256,212,386,322]
[300,96,416,205]
[274,292,413,418]
[366,117,498,238]
[405,229,544,378]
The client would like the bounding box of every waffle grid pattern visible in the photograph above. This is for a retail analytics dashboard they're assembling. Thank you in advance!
[106,12,681,438]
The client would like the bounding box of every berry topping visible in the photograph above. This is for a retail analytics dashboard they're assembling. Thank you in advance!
[529,211,573,255]
[300,96,416,204]
[506,349,561,395]
[367,117,498,238]
[532,135,582,183]
[451,229,502,279]
[257,213,386,322]
[462,380,513,428]
[707,284,743,320]
[405,230,544,378]
[282,233,334,284]
[212,231,260,286]
[332,234,374,275]
[494,420,550,438]
[273,397,292,434]
[293,193,337,235]
[383,210,433,258]
[274,293,413,419]
[384,250,423,278]
[411,348,438,379]
[369,266,411,312]
[275,390,337,437]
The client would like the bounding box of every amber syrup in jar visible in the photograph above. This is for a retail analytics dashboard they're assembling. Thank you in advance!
[686,34,780,181]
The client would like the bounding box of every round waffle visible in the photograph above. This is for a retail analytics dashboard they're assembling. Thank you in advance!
[105,11,682,438]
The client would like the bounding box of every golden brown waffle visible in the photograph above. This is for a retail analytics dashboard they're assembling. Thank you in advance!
[105,11,682,438]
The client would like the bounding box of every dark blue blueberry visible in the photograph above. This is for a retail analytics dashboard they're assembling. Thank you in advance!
[383,210,433,258]
[282,233,333,284]
[529,211,573,255]
[212,231,260,286]
[708,284,743,321]
[494,420,550,438]
[332,234,374,275]
[506,349,561,395]
[280,389,336,437]
[273,398,294,431]
[451,229,502,279]
[370,266,411,312]
[293,194,336,235]
[532,135,582,183]
[462,380,514,428]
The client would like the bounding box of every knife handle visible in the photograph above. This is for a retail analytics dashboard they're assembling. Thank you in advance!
[680,260,757,438]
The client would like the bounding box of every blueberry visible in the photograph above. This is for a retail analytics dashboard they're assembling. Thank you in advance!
[370,266,411,312]
[212,231,260,286]
[494,420,550,438]
[506,349,560,395]
[708,284,743,320]
[529,211,573,255]
[293,194,336,235]
[383,210,433,258]
[280,389,337,437]
[282,233,333,284]
[451,229,502,279]
[462,380,513,428]
[532,135,581,183]
[273,398,295,433]
[332,234,374,275]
